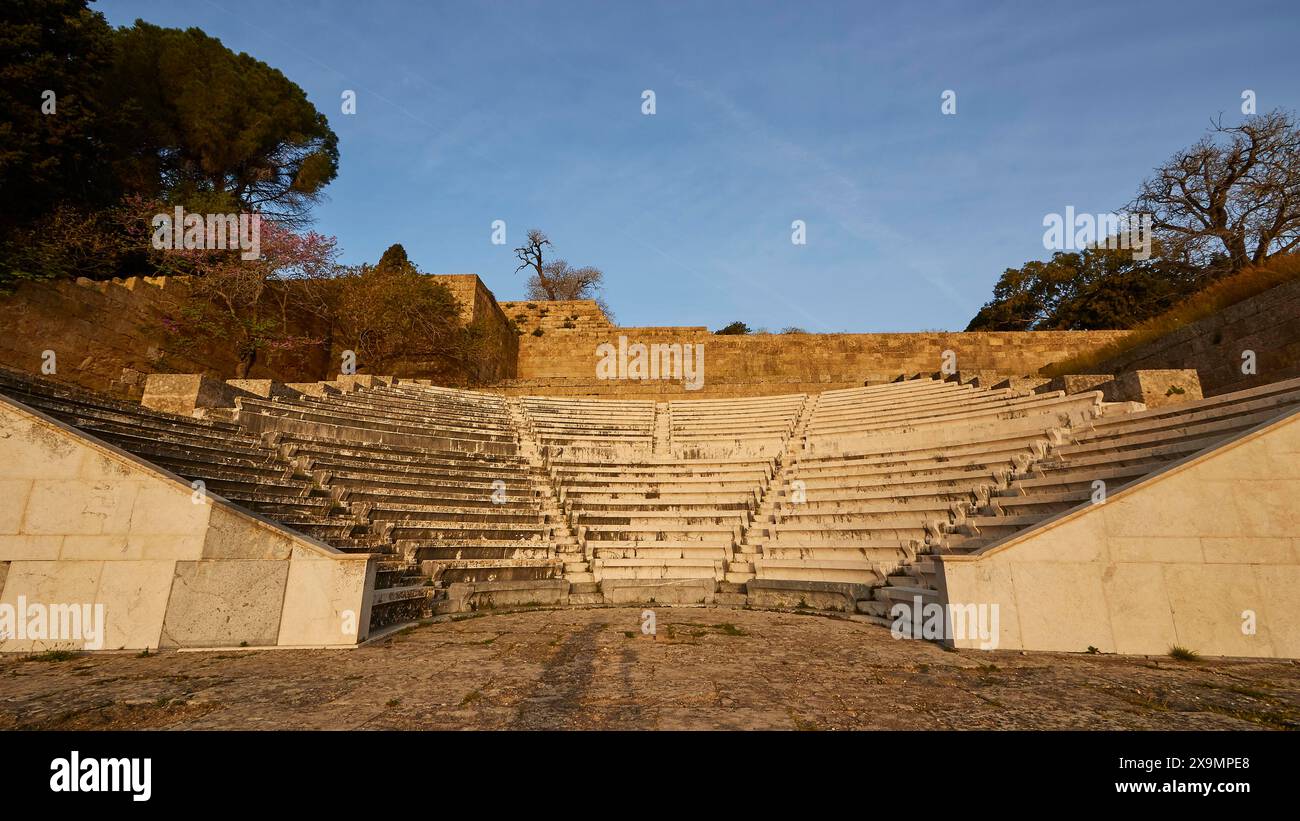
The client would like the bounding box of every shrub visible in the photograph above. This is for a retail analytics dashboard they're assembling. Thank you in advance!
[1168,645,1201,662]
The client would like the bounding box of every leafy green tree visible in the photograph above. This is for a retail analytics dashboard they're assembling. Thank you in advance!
[0,6,340,286]
[375,243,415,274]
[0,0,118,227]
[966,246,1204,331]
[715,321,752,335]
[0,0,122,286]
[101,21,339,225]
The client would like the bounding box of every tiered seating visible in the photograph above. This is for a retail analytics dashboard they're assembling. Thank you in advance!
[957,375,1300,550]
[520,396,654,458]
[245,382,561,585]
[747,379,1108,585]
[804,377,1106,454]
[668,394,805,458]
[0,367,428,630]
[549,457,775,581]
[11,357,1298,628]
[233,382,519,455]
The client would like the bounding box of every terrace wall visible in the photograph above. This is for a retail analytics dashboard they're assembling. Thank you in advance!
[503,319,1131,398]
[1093,278,1300,396]
[0,274,517,397]
[0,276,330,399]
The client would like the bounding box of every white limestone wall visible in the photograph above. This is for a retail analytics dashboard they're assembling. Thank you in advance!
[935,410,1300,658]
[0,396,375,652]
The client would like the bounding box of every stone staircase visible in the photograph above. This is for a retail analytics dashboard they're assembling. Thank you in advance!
[652,402,670,456]
[507,396,597,602]
[736,392,820,584]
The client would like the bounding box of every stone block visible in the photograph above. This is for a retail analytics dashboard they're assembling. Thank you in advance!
[447,578,568,610]
[277,548,373,646]
[990,376,1051,394]
[141,373,234,416]
[745,579,870,612]
[0,559,104,651]
[284,382,340,397]
[98,560,175,650]
[225,379,303,400]
[0,480,31,534]
[202,506,295,560]
[159,560,289,648]
[1005,561,1114,653]
[0,535,63,561]
[0,403,86,480]
[1111,369,1203,408]
[128,482,212,538]
[1035,374,1114,396]
[24,479,138,536]
[599,577,714,605]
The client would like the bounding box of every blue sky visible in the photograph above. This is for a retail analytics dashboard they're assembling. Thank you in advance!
[100,0,1300,332]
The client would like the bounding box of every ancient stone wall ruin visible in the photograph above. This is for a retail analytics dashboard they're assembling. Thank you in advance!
[0,273,517,398]
[501,319,1132,398]
[0,276,331,398]
[12,272,1298,403]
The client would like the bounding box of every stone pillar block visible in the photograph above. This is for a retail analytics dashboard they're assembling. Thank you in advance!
[1113,369,1203,408]
[141,373,234,416]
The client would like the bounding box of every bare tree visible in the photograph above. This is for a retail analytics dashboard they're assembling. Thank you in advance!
[526,259,604,300]
[1129,110,1300,272]
[513,229,554,297]
[514,229,612,316]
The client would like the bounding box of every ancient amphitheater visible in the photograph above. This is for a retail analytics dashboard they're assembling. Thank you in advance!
[0,274,1294,659]
[0,280,1298,662]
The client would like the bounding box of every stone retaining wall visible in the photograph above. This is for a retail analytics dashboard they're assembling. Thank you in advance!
[511,327,1131,398]
[0,276,330,398]
[1094,278,1300,396]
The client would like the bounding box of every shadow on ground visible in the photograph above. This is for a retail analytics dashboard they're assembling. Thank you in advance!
[2,607,1297,730]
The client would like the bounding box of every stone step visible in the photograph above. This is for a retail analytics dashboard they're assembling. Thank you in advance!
[367,504,547,524]
[385,522,550,541]
[241,397,516,443]
[856,599,889,618]
[575,510,749,525]
[594,558,724,582]
[284,439,531,469]
[753,559,890,585]
[873,584,940,604]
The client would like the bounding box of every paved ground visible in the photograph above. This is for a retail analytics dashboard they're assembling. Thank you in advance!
[1,607,1297,730]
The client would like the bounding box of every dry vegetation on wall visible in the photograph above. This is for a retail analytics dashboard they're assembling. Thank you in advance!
[1042,253,1300,377]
